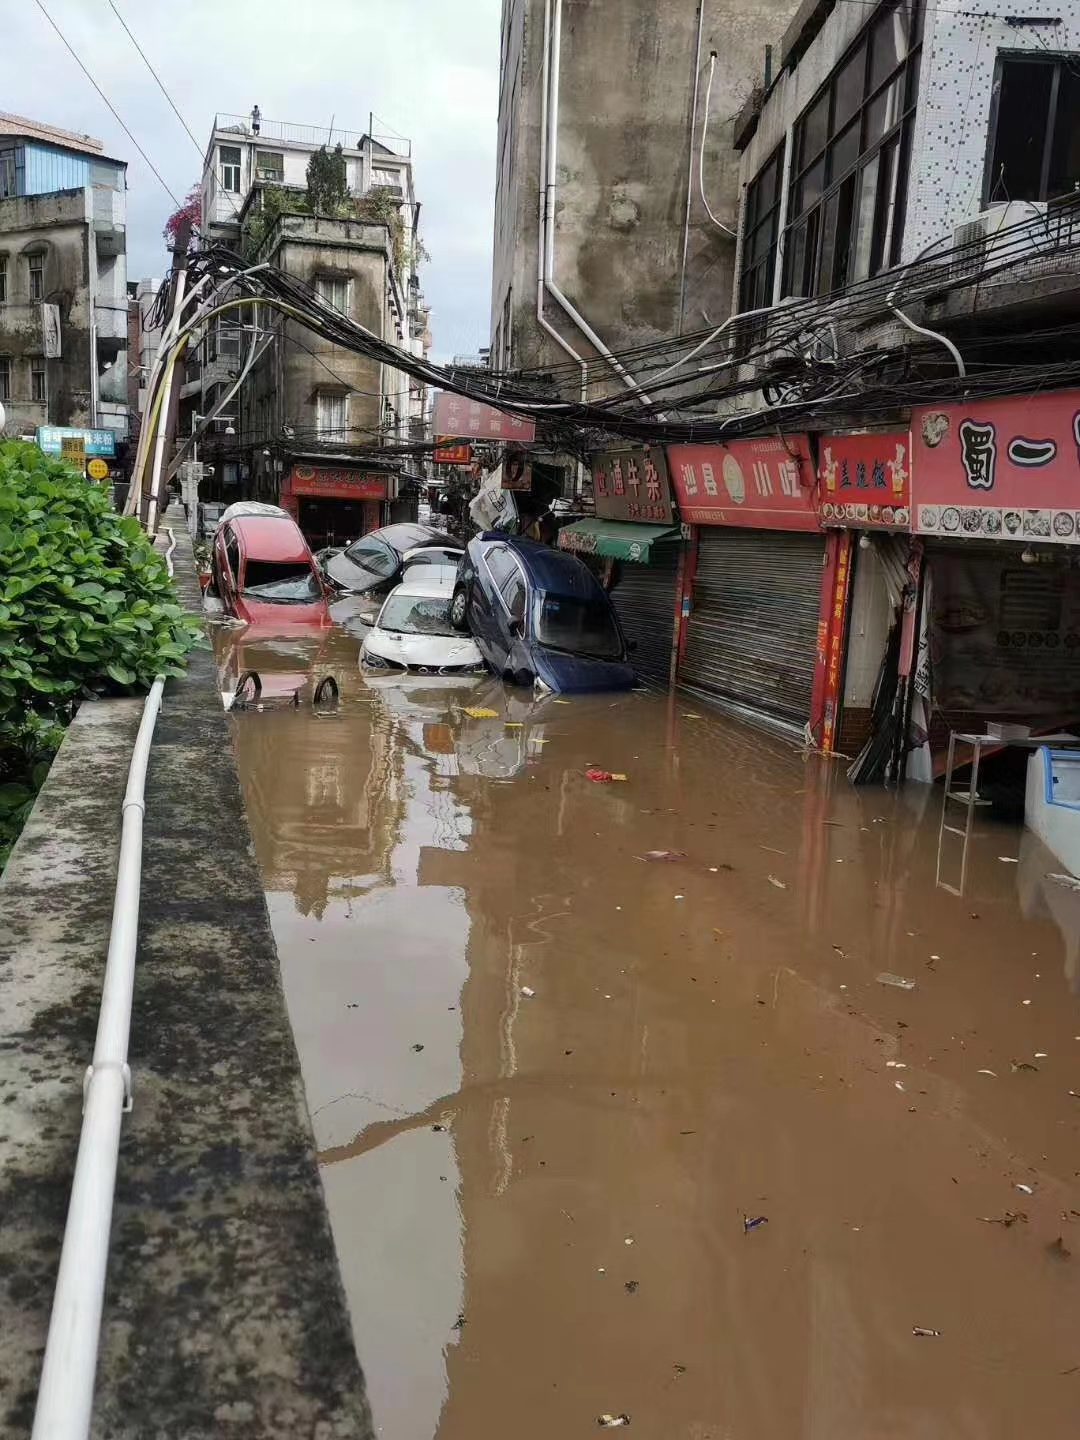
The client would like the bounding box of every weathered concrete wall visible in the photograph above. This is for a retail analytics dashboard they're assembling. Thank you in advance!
[491,0,799,388]
[0,518,373,1438]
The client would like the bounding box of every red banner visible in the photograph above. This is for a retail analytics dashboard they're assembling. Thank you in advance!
[912,389,1080,543]
[818,431,911,530]
[288,466,387,501]
[432,392,536,442]
[667,436,819,530]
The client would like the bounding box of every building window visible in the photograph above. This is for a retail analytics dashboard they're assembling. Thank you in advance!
[28,254,44,301]
[31,359,46,403]
[254,150,284,182]
[0,256,7,303]
[986,54,1080,205]
[783,0,922,299]
[316,391,348,438]
[739,142,786,313]
[220,145,242,193]
[0,149,15,199]
[0,357,10,400]
[316,275,349,315]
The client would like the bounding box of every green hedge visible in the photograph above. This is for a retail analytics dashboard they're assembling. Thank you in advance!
[0,441,201,867]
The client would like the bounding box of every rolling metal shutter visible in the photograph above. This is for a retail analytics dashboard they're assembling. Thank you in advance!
[610,544,679,687]
[681,529,825,724]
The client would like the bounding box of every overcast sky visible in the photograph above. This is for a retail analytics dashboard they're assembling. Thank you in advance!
[5,0,500,359]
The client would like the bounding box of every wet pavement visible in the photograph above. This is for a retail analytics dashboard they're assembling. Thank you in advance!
[217,619,1080,1440]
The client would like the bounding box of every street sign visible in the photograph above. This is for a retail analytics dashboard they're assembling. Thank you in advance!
[87,458,109,480]
[60,435,87,466]
[37,426,117,457]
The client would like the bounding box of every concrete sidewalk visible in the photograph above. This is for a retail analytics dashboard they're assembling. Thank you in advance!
[0,513,373,1438]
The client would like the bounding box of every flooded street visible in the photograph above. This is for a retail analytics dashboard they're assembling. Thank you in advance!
[220,621,1080,1440]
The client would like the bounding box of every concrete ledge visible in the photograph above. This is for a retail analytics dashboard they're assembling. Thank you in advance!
[0,513,373,1438]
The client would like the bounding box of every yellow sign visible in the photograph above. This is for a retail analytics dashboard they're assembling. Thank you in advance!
[60,435,86,465]
[87,458,109,481]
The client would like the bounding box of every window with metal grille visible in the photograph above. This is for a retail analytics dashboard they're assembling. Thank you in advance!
[255,150,284,182]
[0,149,15,199]
[316,391,348,438]
[28,254,44,301]
[31,359,46,403]
[315,275,349,314]
[986,54,1080,205]
[220,145,241,193]
[782,0,923,299]
[0,357,10,400]
[738,141,785,314]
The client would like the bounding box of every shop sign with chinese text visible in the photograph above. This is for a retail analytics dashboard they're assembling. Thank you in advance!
[668,436,818,530]
[432,391,536,442]
[590,447,674,524]
[289,466,387,500]
[818,431,911,529]
[912,389,1080,543]
[433,439,472,465]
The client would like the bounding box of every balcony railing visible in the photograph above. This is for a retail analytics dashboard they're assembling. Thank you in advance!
[213,114,411,158]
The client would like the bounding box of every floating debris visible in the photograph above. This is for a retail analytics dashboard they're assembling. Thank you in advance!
[597,1415,631,1429]
[1048,872,1080,891]
[411,1043,425,1053]
[624,1280,639,1294]
[998,856,1019,864]
[463,706,499,720]
[1048,1236,1072,1260]
[978,1210,1027,1227]
[912,1326,942,1338]
[1011,1060,1039,1073]
[767,875,787,890]
[977,1068,998,1077]
[743,1215,768,1233]
[521,986,536,998]
[877,972,916,991]
[636,849,687,862]
[886,1060,907,1069]
[586,768,615,783]
[1016,1183,1035,1195]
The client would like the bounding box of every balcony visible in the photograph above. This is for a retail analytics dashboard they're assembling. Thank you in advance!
[94,302,127,343]
[93,186,125,257]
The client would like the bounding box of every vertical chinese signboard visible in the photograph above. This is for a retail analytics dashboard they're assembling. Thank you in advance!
[818,431,911,529]
[911,389,1080,543]
[667,435,819,529]
[432,392,536,442]
[590,447,674,524]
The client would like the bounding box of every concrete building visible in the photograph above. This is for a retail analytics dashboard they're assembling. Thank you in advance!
[0,114,128,444]
[187,110,430,545]
[489,0,800,391]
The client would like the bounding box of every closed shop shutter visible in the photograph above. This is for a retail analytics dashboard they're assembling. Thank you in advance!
[609,544,679,687]
[681,528,825,724]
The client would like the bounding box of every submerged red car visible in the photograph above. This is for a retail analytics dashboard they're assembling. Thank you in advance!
[210,503,330,627]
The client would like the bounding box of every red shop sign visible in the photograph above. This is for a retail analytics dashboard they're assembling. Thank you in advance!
[432,391,536,442]
[667,435,819,530]
[433,438,472,465]
[289,465,387,501]
[818,431,912,530]
[912,389,1080,543]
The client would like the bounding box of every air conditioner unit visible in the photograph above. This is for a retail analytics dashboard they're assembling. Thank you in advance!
[950,201,1048,278]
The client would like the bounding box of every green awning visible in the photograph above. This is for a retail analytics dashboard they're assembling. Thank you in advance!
[557,519,679,563]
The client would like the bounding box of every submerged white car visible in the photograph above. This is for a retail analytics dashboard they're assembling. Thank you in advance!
[360,575,486,676]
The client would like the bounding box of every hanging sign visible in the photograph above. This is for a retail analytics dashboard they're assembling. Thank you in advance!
[433,438,472,465]
[668,435,819,530]
[289,465,387,500]
[590,447,674,524]
[432,392,536,442]
[912,389,1080,543]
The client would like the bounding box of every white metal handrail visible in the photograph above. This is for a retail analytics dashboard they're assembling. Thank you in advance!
[31,531,175,1440]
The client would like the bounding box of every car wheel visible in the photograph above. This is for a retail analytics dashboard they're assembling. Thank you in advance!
[450,586,469,631]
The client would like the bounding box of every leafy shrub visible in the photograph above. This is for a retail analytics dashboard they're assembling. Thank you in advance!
[0,441,201,867]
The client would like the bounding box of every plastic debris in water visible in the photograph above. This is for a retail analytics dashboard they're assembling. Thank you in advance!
[1016,1183,1035,1195]
[912,1326,942,1338]
[597,1415,631,1428]
[586,768,614,783]
[977,1068,997,1076]
[636,849,687,862]
[877,972,916,990]
[624,1280,639,1294]
[767,875,787,890]
[1049,872,1080,891]
[886,1060,907,1069]
[521,986,535,998]
[463,706,500,719]
[998,855,1019,863]
[743,1215,768,1233]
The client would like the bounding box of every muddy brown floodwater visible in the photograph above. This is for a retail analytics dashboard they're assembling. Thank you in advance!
[217,620,1080,1440]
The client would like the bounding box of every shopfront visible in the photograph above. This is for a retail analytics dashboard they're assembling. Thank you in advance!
[669,436,826,732]
[908,390,1080,774]
[558,446,680,686]
[280,465,391,549]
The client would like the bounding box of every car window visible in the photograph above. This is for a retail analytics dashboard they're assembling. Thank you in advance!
[224,529,240,586]
[377,524,457,553]
[242,561,322,603]
[342,536,398,578]
[377,593,456,636]
[501,570,527,623]
[485,545,517,590]
[535,592,623,660]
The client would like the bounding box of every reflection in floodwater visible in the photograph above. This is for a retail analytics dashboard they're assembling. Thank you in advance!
[221,624,1080,1440]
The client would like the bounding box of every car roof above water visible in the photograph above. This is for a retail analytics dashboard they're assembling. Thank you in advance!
[386,573,457,600]
[478,533,601,597]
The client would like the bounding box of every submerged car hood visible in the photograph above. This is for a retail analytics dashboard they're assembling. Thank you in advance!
[530,647,637,694]
[363,627,484,670]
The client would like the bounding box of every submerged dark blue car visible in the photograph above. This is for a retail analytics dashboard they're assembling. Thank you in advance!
[450,534,637,693]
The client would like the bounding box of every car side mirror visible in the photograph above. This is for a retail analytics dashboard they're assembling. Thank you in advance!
[358,613,375,627]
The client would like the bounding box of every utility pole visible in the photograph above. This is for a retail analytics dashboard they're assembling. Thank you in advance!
[139,216,192,533]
